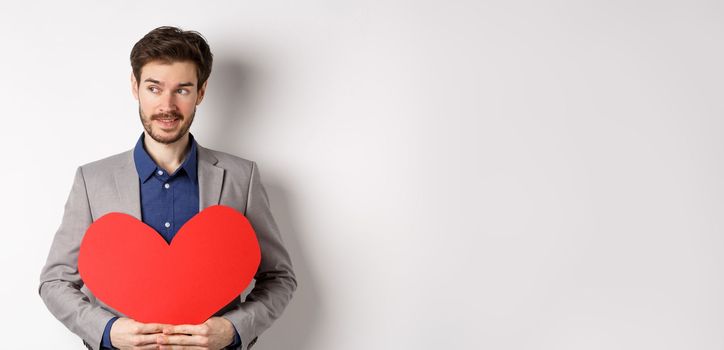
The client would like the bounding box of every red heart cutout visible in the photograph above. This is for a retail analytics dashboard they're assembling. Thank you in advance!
[78,205,261,325]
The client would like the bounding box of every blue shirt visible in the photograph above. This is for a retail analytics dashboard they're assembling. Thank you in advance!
[134,132,199,244]
[101,132,241,349]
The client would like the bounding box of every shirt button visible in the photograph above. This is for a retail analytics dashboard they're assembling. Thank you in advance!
[164,222,170,228]
[157,170,164,176]
[164,183,170,189]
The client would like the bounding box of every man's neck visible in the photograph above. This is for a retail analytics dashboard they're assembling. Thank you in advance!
[143,132,190,174]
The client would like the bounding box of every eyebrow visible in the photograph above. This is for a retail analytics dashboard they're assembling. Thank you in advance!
[143,78,195,87]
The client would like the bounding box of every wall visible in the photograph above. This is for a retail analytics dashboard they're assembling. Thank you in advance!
[1,1,723,349]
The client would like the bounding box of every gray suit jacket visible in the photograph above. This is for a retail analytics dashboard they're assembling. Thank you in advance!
[39,143,297,350]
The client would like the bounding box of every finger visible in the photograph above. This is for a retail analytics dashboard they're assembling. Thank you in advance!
[137,322,170,334]
[128,333,164,346]
[164,324,208,336]
[157,334,208,346]
[134,344,161,350]
[158,345,206,350]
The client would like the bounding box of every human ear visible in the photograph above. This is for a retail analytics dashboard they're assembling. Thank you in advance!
[131,72,139,100]
[196,80,208,105]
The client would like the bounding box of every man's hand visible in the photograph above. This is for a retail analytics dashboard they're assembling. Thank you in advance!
[110,317,167,350]
[157,316,235,350]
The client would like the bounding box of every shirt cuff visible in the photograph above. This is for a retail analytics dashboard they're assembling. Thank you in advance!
[101,316,119,349]
[228,323,242,349]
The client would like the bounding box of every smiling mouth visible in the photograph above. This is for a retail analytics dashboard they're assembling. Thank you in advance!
[155,117,181,129]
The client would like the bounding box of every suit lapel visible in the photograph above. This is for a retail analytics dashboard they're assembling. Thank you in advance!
[197,145,225,210]
[114,151,142,220]
[113,143,224,217]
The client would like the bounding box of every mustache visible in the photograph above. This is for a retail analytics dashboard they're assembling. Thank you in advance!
[151,111,183,120]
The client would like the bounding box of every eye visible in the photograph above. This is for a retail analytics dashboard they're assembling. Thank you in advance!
[176,89,189,95]
[147,86,160,93]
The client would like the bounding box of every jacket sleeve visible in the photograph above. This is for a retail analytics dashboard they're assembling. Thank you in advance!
[221,161,298,349]
[38,166,118,350]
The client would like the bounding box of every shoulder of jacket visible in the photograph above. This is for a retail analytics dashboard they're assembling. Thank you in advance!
[78,149,133,175]
[199,145,256,172]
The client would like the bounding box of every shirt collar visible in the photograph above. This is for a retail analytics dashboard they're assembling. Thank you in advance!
[133,132,198,184]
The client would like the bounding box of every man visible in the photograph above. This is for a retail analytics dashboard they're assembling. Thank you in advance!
[39,26,297,350]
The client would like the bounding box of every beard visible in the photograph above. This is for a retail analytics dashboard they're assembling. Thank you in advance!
[139,105,195,145]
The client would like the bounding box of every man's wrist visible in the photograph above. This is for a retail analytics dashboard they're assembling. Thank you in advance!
[100,316,119,349]
[223,317,242,349]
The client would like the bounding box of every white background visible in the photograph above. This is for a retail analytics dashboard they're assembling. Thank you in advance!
[1,1,723,349]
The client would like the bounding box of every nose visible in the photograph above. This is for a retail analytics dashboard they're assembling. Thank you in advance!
[158,90,178,113]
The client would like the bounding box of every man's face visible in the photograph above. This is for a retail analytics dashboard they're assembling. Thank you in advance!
[131,60,207,145]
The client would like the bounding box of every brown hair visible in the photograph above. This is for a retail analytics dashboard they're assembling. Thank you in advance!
[130,26,213,90]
